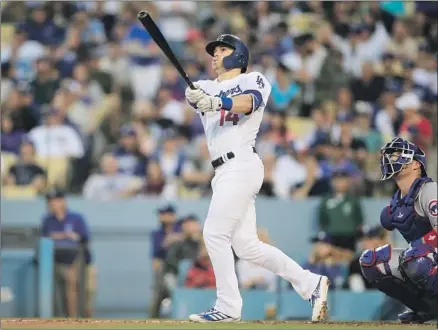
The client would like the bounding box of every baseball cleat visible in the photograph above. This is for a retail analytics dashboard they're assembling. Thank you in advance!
[189,308,241,323]
[398,310,436,324]
[310,276,330,322]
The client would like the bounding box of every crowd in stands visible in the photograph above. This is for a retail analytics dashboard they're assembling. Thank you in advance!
[1,1,437,200]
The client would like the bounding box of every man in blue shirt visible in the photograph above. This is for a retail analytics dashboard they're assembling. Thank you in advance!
[41,188,95,317]
[123,16,162,100]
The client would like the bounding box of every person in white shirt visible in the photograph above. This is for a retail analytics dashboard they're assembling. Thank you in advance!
[28,108,84,158]
[83,153,142,201]
[184,34,328,323]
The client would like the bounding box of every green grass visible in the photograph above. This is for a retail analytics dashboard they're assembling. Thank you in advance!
[2,320,437,330]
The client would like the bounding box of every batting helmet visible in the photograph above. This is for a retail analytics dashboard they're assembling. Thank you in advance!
[380,137,427,180]
[205,34,249,73]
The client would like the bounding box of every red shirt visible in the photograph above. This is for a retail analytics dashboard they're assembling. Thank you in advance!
[399,116,432,152]
[185,257,216,288]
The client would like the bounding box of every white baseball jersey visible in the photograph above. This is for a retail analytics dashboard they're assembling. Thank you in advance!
[190,72,271,160]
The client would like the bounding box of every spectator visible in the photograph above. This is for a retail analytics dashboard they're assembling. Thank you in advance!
[385,19,418,60]
[318,167,364,253]
[3,82,39,133]
[335,116,368,171]
[82,153,142,201]
[153,130,185,198]
[155,1,196,58]
[1,62,15,104]
[150,204,182,272]
[149,204,182,317]
[268,63,301,113]
[334,87,354,121]
[350,61,385,103]
[151,214,202,318]
[67,62,105,136]
[302,232,347,289]
[315,47,350,106]
[1,23,45,81]
[1,115,25,155]
[283,32,328,117]
[31,56,61,107]
[345,225,390,291]
[70,7,106,46]
[123,7,162,101]
[40,188,95,317]
[99,41,130,92]
[375,82,404,141]
[185,239,216,289]
[181,137,214,197]
[139,160,166,197]
[163,214,202,277]
[112,125,147,176]
[397,92,433,153]
[4,137,46,193]
[236,229,276,291]
[22,3,65,46]
[28,108,85,158]
[273,141,329,199]
[156,85,187,127]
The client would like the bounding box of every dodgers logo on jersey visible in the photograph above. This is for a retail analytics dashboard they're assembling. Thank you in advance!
[256,75,264,89]
[216,85,242,98]
[428,199,438,217]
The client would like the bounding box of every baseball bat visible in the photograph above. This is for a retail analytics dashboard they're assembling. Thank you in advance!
[137,11,195,90]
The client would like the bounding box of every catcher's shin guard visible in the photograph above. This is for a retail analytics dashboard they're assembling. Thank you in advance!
[359,245,434,313]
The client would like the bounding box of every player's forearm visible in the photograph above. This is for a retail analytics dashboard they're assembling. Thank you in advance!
[226,94,253,114]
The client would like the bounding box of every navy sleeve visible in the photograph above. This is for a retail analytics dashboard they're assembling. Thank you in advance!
[75,214,90,243]
[41,215,50,237]
[151,231,162,259]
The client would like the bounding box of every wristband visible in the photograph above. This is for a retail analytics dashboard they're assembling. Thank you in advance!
[221,97,233,111]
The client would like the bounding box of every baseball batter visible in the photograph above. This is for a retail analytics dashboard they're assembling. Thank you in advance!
[184,34,329,323]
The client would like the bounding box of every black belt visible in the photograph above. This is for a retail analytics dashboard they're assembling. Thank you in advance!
[211,147,256,169]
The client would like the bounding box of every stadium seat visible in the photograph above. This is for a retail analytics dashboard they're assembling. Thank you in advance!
[1,23,14,47]
[1,152,18,175]
[286,117,315,139]
[177,259,193,287]
[2,185,37,199]
[36,157,70,189]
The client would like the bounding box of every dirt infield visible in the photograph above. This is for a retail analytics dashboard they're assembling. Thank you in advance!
[2,319,437,330]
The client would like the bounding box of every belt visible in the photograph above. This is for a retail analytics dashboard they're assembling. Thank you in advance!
[211,147,256,169]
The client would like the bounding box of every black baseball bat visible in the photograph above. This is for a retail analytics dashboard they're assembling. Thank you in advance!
[137,11,195,90]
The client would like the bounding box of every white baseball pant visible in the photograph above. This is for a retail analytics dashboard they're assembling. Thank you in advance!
[203,149,321,318]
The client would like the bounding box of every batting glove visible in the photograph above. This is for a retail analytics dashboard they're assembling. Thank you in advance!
[185,83,206,104]
[196,95,222,113]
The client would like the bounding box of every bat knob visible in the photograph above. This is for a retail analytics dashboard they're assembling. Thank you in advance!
[138,11,149,19]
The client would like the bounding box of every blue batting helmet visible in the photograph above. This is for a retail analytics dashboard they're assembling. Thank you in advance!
[205,34,249,73]
[380,137,427,180]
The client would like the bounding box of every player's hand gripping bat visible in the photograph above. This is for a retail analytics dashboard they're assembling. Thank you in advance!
[137,11,196,90]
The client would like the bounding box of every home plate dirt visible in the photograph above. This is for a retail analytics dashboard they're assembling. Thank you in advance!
[2,319,436,329]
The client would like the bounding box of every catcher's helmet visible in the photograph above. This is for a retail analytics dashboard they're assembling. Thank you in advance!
[380,137,427,180]
[206,34,249,73]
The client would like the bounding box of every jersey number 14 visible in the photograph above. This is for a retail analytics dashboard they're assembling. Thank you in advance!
[219,110,239,126]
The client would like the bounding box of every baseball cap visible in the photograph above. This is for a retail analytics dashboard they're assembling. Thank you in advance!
[46,188,65,200]
[120,125,136,137]
[20,135,35,147]
[396,92,421,111]
[157,204,176,214]
[310,232,333,244]
[180,214,199,224]
[360,225,386,239]
[332,165,352,178]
